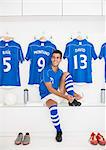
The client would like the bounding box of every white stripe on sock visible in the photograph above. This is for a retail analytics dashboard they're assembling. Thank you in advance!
[49,106,57,111]
[51,114,58,118]
[52,117,59,122]
[65,80,73,84]
[67,87,74,92]
[65,75,72,80]
[65,83,73,88]
[53,121,60,127]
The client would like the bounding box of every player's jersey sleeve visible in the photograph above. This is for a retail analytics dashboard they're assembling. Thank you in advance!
[91,44,97,60]
[50,42,57,50]
[49,42,57,53]
[51,43,57,50]
[99,44,106,59]
[18,44,24,63]
[63,44,70,59]
[25,44,32,61]
[42,68,51,83]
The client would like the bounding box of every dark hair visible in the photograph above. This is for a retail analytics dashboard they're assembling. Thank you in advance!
[52,50,62,59]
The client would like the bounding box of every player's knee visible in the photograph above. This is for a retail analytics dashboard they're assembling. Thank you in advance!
[46,99,57,108]
[62,72,70,78]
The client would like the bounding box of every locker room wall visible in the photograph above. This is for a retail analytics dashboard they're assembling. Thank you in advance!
[0,16,105,106]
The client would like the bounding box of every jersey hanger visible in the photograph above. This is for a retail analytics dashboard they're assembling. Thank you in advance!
[33,35,47,42]
[76,35,84,40]
[0,32,14,42]
[76,32,88,40]
[69,32,84,40]
[34,32,53,42]
[39,36,47,42]
[76,32,84,40]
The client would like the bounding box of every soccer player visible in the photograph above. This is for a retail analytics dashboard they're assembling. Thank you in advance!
[39,50,82,142]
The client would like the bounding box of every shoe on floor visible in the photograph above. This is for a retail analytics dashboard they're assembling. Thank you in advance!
[15,132,23,145]
[68,99,81,106]
[55,131,62,142]
[96,133,106,146]
[22,132,30,145]
[89,132,98,145]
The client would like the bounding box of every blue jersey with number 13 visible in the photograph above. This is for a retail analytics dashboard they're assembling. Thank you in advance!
[63,39,97,83]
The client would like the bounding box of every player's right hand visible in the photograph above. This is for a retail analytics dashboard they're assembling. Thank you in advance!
[65,95,74,102]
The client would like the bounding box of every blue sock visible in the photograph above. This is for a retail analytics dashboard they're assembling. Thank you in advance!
[49,105,62,132]
[65,74,74,96]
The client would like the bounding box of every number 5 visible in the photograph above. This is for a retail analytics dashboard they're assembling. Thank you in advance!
[3,57,11,72]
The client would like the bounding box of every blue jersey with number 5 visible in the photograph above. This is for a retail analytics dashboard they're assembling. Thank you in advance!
[25,40,57,84]
[99,43,106,82]
[63,39,97,83]
[0,40,24,86]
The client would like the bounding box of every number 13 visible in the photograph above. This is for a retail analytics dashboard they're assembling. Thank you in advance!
[74,54,87,69]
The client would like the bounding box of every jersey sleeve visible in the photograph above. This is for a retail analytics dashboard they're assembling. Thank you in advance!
[42,69,51,83]
[63,44,70,59]
[91,44,97,60]
[18,45,24,63]
[25,44,32,61]
[51,43,57,53]
[52,44,57,50]
[99,44,106,59]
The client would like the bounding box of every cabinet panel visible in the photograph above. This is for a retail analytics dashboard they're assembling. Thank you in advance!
[63,0,102,15]
[23,0,62,15]
[0,0,22,16]
[103,0,106,15]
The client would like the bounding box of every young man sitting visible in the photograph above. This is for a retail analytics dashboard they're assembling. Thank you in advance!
[39,50,82,142]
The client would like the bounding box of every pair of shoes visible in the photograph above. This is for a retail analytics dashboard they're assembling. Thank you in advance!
[90,132,106,146]
[15,132,30,145]
[55,131,62,142]
[68,99,81,106]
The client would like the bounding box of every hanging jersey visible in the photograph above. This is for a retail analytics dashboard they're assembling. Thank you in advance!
[63,39,97,83]
[0,40,24,86]
[25,40,57,84]
[39,65,63,99]
[99,43,106,82]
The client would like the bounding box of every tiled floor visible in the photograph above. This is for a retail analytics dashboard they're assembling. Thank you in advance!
[0,132,105,150]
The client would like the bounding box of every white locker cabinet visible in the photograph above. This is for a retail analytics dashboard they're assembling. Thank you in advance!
[0,0,22,16]
[63,0,102,15]
[23,0,62,15]
[103,0,106,15]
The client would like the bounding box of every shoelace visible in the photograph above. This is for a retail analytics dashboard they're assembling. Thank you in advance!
[97,133,105,141]
[90,133,97,141]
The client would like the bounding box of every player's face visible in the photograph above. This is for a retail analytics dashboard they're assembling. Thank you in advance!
[51,53,62,67]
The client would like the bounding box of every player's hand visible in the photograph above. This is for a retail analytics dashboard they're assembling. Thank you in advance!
[65,95,74,102]
[74,93,83,100]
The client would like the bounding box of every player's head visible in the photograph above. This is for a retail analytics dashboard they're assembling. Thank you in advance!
[51,50,62,67]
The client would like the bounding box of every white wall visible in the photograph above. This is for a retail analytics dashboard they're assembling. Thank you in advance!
[0,16,105,106]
